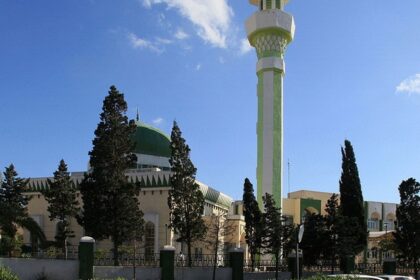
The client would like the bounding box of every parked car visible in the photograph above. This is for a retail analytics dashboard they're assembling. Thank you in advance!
[377,275,415,280]
[328,274,384,280]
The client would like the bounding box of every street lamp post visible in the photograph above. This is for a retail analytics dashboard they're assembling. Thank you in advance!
[296,219,305,280]
[165,224,168,245]
[384,222,388,259]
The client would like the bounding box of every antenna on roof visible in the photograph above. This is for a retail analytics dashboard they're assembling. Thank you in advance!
[288,159,291,195]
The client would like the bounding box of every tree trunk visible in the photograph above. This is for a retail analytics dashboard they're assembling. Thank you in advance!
[213,240,218,280]
[113,241,120,266]
[187,240,192,267]
[251,252,255,271]
[275,254,279,280]
[212,219,220,280]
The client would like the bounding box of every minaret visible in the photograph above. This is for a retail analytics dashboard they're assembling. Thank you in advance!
[246,0,295,208]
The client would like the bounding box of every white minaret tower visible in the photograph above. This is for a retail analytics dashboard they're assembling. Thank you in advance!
[246,0,295,208]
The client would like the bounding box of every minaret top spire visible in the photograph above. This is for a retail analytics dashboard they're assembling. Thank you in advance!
[249,0,289,10]
[136,108,140,122]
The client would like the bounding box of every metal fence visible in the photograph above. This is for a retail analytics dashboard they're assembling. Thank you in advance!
[244,259,288,272]
[0,244,79,260]
[175,254,230,267]
[94,252,231,268]
[94,252,160,267]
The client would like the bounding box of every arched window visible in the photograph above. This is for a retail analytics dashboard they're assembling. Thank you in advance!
[145,222,155,260]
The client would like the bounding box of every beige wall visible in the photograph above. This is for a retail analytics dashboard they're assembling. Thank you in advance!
[24,187,243,256]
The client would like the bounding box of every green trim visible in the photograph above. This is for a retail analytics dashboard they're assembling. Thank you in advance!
[249,28,293,46]
[257,71,264,208]
[272,71,282,207]
[300,198,321,220]
[258,50,282,59]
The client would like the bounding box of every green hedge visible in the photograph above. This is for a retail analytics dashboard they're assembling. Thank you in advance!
[0,266,19,280]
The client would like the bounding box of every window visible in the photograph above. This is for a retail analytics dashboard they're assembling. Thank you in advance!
[276,0,280,9]
[194,247,203,261]
[266,0,272,9]
[145,222,155,260]
[367,219,379,230]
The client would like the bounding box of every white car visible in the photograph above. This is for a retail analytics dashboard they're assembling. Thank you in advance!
[377,275,415,280]
[328,274,384,280]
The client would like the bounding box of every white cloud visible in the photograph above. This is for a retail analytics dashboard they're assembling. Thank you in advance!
[128,33,174,53]
[128,33,163,53]
[396,74,420,95]
[156,37,172,44]
[174,28,189,40]
[152,117,164,125]
[195,64,201,71]
[239,38,252,55]
[142,0,233,48]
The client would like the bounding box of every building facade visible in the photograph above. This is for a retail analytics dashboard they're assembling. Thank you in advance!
[23,121,245,258]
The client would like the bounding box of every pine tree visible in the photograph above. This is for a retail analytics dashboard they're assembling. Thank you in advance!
[42,159,79,257]
[167,121,206,267]
[338,140,367,259]
[0,164,45,256]
[262,193,291,280]
[243,178,263,270]
[394,178,420,275]
[78,85,144,265]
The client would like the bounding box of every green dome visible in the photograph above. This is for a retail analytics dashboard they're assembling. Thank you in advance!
[131,122,171,158]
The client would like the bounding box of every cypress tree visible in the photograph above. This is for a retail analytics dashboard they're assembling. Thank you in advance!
[300,213,327,266]
[324,193,339,273]
[243,178,263,270]
[338,140,367,259]
[43,159,79,257]
[0,164,45,256]
[394,178,420,275]
[78,85,144,265]
[167,121,206,267]
[262,193,290,280]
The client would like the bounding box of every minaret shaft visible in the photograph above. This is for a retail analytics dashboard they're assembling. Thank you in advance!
[257,68,283,207]
[246,5,294,208]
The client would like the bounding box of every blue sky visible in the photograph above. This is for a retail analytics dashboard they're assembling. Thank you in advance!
[1,0,420,203]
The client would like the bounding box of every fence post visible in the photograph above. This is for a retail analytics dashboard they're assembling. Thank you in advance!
[79,236,95,280]
[287,251,302,279]
[160,245,175,280]
[383,257,396,275]
[229,248,244,280]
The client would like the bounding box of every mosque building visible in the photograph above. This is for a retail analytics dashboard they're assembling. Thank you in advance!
[24,120,246,257]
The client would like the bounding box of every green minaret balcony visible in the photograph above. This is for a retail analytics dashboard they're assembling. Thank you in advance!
[249,0,288,10]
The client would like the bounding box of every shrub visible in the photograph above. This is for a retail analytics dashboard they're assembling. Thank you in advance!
[0,266,19,280]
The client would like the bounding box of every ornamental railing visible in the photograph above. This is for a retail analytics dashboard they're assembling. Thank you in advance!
[175,254,230,267]
[0,244,79,260]
[244,258,288,272]
[94,252,160,267]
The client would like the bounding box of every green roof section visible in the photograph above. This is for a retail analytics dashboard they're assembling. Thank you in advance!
[26,171,233,209]
[131,122,171,158]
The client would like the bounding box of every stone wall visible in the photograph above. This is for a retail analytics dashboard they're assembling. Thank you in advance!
[0,258,78,280]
